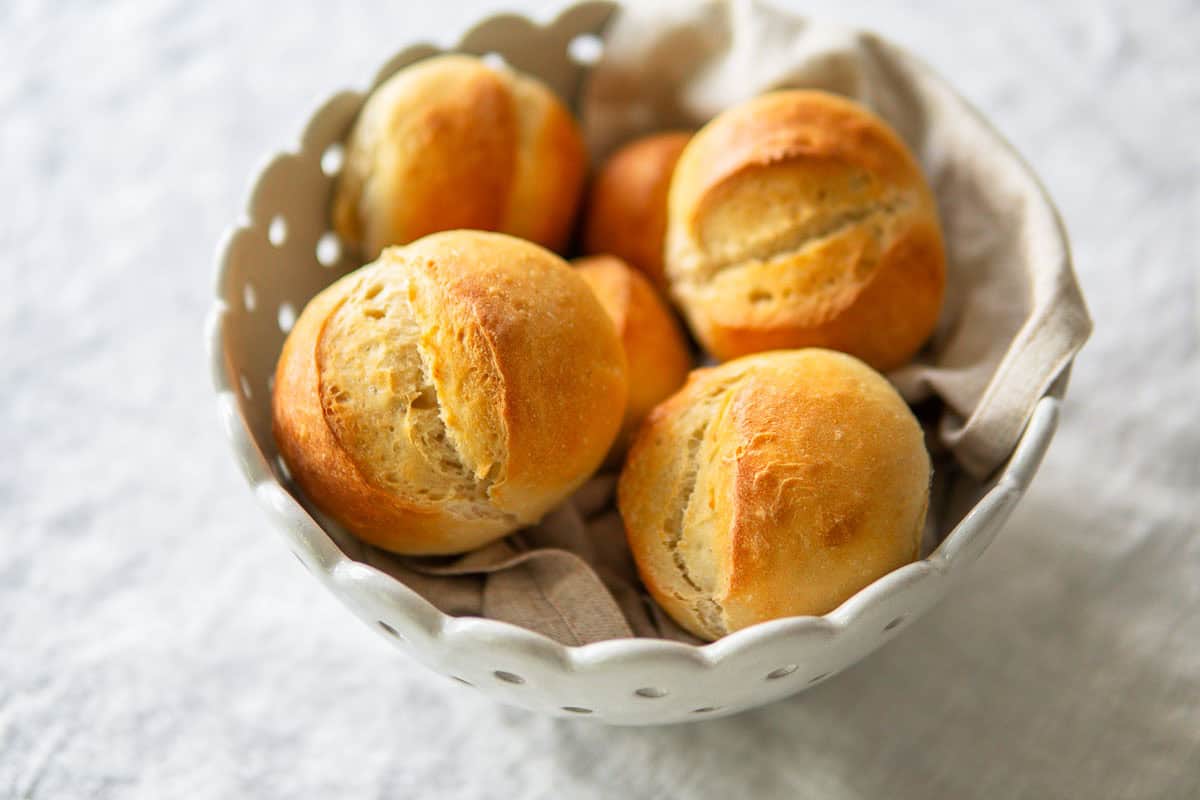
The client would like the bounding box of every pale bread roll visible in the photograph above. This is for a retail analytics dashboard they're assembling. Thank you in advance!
[333,54,587,260]
[665,90,946,370]
[582,131,691,291]
[618,349,929,641]
[574,255,692,462]
[273,231,627,555]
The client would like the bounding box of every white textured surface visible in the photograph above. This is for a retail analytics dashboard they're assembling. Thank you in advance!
[2,0,1197,797]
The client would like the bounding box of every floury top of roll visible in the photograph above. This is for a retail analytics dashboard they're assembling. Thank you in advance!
[617,349,930,641]
[664,90,946,371]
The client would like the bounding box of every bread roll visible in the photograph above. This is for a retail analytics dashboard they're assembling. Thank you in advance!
[273,231,627,555]
[574,255,692,461]
[583,132,691,291]
[665,90,946,370]
[618,349,929,641]
[333,54,587,261]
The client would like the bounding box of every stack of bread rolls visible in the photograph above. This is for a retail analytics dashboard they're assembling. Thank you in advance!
[273,54,945,640]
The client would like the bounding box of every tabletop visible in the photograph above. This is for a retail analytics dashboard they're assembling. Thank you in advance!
[2,1,1197,797]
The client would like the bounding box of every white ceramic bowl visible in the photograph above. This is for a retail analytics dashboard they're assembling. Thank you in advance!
[206,1,1065,725]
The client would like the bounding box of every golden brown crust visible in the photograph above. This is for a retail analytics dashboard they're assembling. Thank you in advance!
[618,349,929,641]
[333,55,586,260]
[665,90,946,370]
[273,231,627,555]
[501,75,589,253]
[574,256,693,462]
[582,132,691,291]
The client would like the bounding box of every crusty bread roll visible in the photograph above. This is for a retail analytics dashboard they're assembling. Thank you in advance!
[665,90,946,370]
[333,54,587,261]
[574,255,692,462]
[618,349,929,641]
[273,231,627,555]
[582,132,691,291]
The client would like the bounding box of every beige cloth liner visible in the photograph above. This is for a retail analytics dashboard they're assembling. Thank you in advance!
[351,0,1092,645]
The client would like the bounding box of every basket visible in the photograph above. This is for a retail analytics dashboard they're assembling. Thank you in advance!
[206,1,1065,725]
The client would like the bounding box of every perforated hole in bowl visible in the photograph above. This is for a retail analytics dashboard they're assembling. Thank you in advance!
[277,302,296,333]
[451,676,473,686]
[568,33,603,65]
[691,706,719,714]
[766,664,799,680]
[561,706,593,714]
[481,52,508,71]
[268,215,287,247]
[884,616,907,632]
[377,621,403,639]
[242,282,257,311]
[316,232,341,267]
[808,672,830,684]
[493,670,524,685]
[321,143,344,177]
[634,687,667,698]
